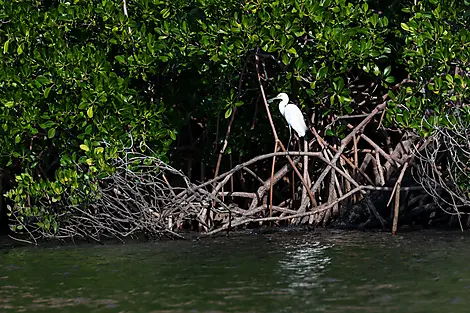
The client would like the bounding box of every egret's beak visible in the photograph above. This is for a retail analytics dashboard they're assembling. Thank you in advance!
[267,96,279,104]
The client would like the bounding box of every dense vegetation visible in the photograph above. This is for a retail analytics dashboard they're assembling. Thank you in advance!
[1,0,469,240]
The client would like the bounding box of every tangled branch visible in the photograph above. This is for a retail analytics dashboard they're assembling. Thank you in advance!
[412,109,470,228]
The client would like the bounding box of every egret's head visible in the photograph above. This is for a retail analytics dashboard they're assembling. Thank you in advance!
[267,92,289,104]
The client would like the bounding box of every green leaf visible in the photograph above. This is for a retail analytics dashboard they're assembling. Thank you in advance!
[87,106,93,118]
[401,23,411,32]
[317,67,328,79]
[147,40,154,55]
[325,129,335,136]
[383,66,391,77]
[17,44,23,55]
[85,124,93,135]
[169,131,176,140]
[5,101,14,108]
[94,147,104,154]
[35,75,49,85]
[381,16,389,27]
[48,128,56,138]
[115,55,126,64]
[369,14,379,27]
[161,8,170,18]
[287,47,297,55]
[15,134,21,143]
[80,144,90,152]
[225,107,232,119]
[44,87,51,98]
[3,39,9,54]
[53,220,58,233]
[385,76,395,83]
[338,96,352,104]
[373,64,380,76]
[445,74,453,83]
[282,54,289,65]
[39,121,55,129]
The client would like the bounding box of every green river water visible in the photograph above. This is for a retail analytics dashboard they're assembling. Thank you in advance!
[1,230,470,313]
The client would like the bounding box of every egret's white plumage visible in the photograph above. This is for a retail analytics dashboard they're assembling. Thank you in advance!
[268,93,307,137]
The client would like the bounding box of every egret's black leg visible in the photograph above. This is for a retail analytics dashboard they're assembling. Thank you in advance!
[287,126,292,153]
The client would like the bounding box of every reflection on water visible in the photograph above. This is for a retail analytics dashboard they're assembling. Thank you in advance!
[278,240,332,291]
[1,230,470,313]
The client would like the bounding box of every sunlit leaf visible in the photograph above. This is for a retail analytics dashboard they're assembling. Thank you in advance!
[87,106,93,118]
[48,128,56,138]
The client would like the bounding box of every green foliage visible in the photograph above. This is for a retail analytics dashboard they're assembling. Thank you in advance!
[1,0,469,236]
[385,0,470,135]
[0,0,175,233]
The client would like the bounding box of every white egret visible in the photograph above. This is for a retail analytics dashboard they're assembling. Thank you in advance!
[268,93,308,150]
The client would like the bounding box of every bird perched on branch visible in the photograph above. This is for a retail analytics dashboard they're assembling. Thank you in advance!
[268,92,308,150]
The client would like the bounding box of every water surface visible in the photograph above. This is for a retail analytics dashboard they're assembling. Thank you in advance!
[1,230,469,312]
